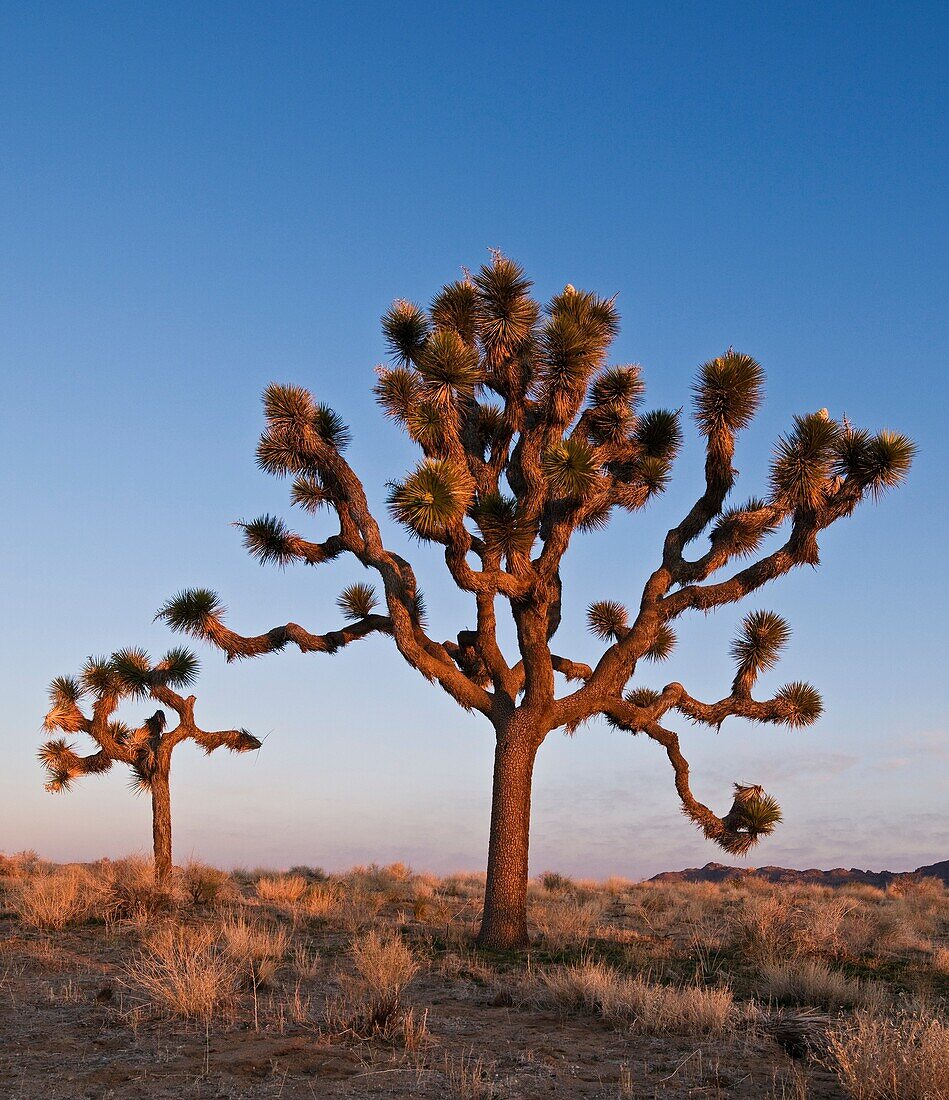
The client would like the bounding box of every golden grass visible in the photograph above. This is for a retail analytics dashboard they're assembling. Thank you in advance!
[757,959,876,1009]
[127,923,238,1021]
[255,873,308,905]
[10,866,101,929]
[823,1011,949,1099]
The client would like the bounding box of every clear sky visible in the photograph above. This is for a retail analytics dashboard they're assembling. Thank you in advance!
[1,2,946,877]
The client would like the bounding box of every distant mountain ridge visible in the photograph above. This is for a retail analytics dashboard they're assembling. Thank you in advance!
[649,860,949,888]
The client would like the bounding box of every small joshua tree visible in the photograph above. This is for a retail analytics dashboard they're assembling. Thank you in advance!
[40,647,261,884]
[157,255,913,948]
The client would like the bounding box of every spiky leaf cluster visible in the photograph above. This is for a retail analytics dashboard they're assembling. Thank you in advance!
[587,600,628,641]
[694,351,764,435]
[417,329,483,404]
[155,647,200,688]
[156,589,225,639]
[382,300,429,364]
[238,514,300,567]
[431,280,480,344]
[833,427,915,500]
[770,413,840,511]
[644,623,676,663]
[590,366,644,409]
[110,648,153,695]
[730,610,790,681]
[387,460,472,540]
[542,438,600,499]
[290,473,331,513]
[474,255,538,365]
[775,681,823,727]
[473,494,536,558]
[336,582,379,620]
[634,409,682,460]
[710,498,780,558]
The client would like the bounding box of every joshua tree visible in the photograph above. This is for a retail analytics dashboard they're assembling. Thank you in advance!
[157,255,913,948]
[40,647,261,883]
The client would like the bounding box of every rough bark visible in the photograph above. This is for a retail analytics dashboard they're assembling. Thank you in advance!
[477,721,540,950]
[151,765,173,885]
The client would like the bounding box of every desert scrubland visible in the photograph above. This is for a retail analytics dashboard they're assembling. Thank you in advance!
[1,853,947,1099]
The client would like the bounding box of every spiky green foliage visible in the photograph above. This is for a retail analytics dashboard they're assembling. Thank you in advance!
[634,408,683,461]
[624,687,662,708]
[539,290,619,403]
[587,401,632,445]
[431,280,480,344]
[238,514,299,567]
[80,656,120,698]
[734,791,783,835]
[542,438,600,498]
[834,429,916,500]
[290,473,331,513]
[587,600,628,641]
[644,623,676,662]
[775,681,824,727]
[710,497,779,557]
[632,455,673,495]
[474,255,537,362]
[417,329,483,404]
[382,300,430,364]
[110,648,153,696]
[387,459,472,540]
[405,399,448,451]
[156,647,200,688]
[336,582,379,621]
[473,494,536,558]
[374,366,422,424]
[156,589,225,638]
[475,404,506,455]
[311,403,352,451]
[770,413,840,510]
[694,351,764,435]
[48,675,82,707]
[262,382,312,428]
[730,610,790,680]
[590,365,644,408]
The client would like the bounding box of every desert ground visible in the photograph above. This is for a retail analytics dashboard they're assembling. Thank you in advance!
[1,854,946,1100]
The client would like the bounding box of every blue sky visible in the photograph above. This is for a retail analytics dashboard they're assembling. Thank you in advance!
[1,2,946,876]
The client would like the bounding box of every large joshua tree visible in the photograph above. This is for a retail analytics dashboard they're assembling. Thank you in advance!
[157,255,913,949]
[40,648,261,884]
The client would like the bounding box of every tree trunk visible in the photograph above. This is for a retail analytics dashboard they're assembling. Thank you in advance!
[476,726,540,950]
[151,766,173,885]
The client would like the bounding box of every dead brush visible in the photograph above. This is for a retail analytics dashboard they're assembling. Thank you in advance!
[443,1047,497,1099]
[10,865,101,930]
[255,873,308,906]
[324,929,421,1042]
[530,894,606,951]
[100,856,177,924]
[532,959,735,1035]
[126,922,238,1021]
[220,912,290,986]
[822,1009,949,1099]
[757,959,878,1010]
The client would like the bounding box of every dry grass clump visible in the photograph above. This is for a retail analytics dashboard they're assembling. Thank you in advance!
[301,881,344,920]
[533,959,735,1034]
[127,923,238,1021]
[823,1010,949,1099]
[221,913,290,985]
[443,1048,498,1099]
[256,873,308,906]
[0,850,40,878]
[758,959,875,1009]
[326,929,421,1042]
[10,865,101,930]
[531,894,607,950]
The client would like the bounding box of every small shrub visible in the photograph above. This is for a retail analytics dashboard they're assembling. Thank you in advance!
[221,913,290,986]
[823,1010,949,1099]
[11,866,100,929]
[327,929,419,1040]
[539,870,574,893]
[531,895,606,951]
[128,924,238,1021]
[444,1048,497,1099]
[183,862,235,907]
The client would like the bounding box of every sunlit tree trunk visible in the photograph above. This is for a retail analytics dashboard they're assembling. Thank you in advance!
[151,765,173,885]
[477,720,540,950]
